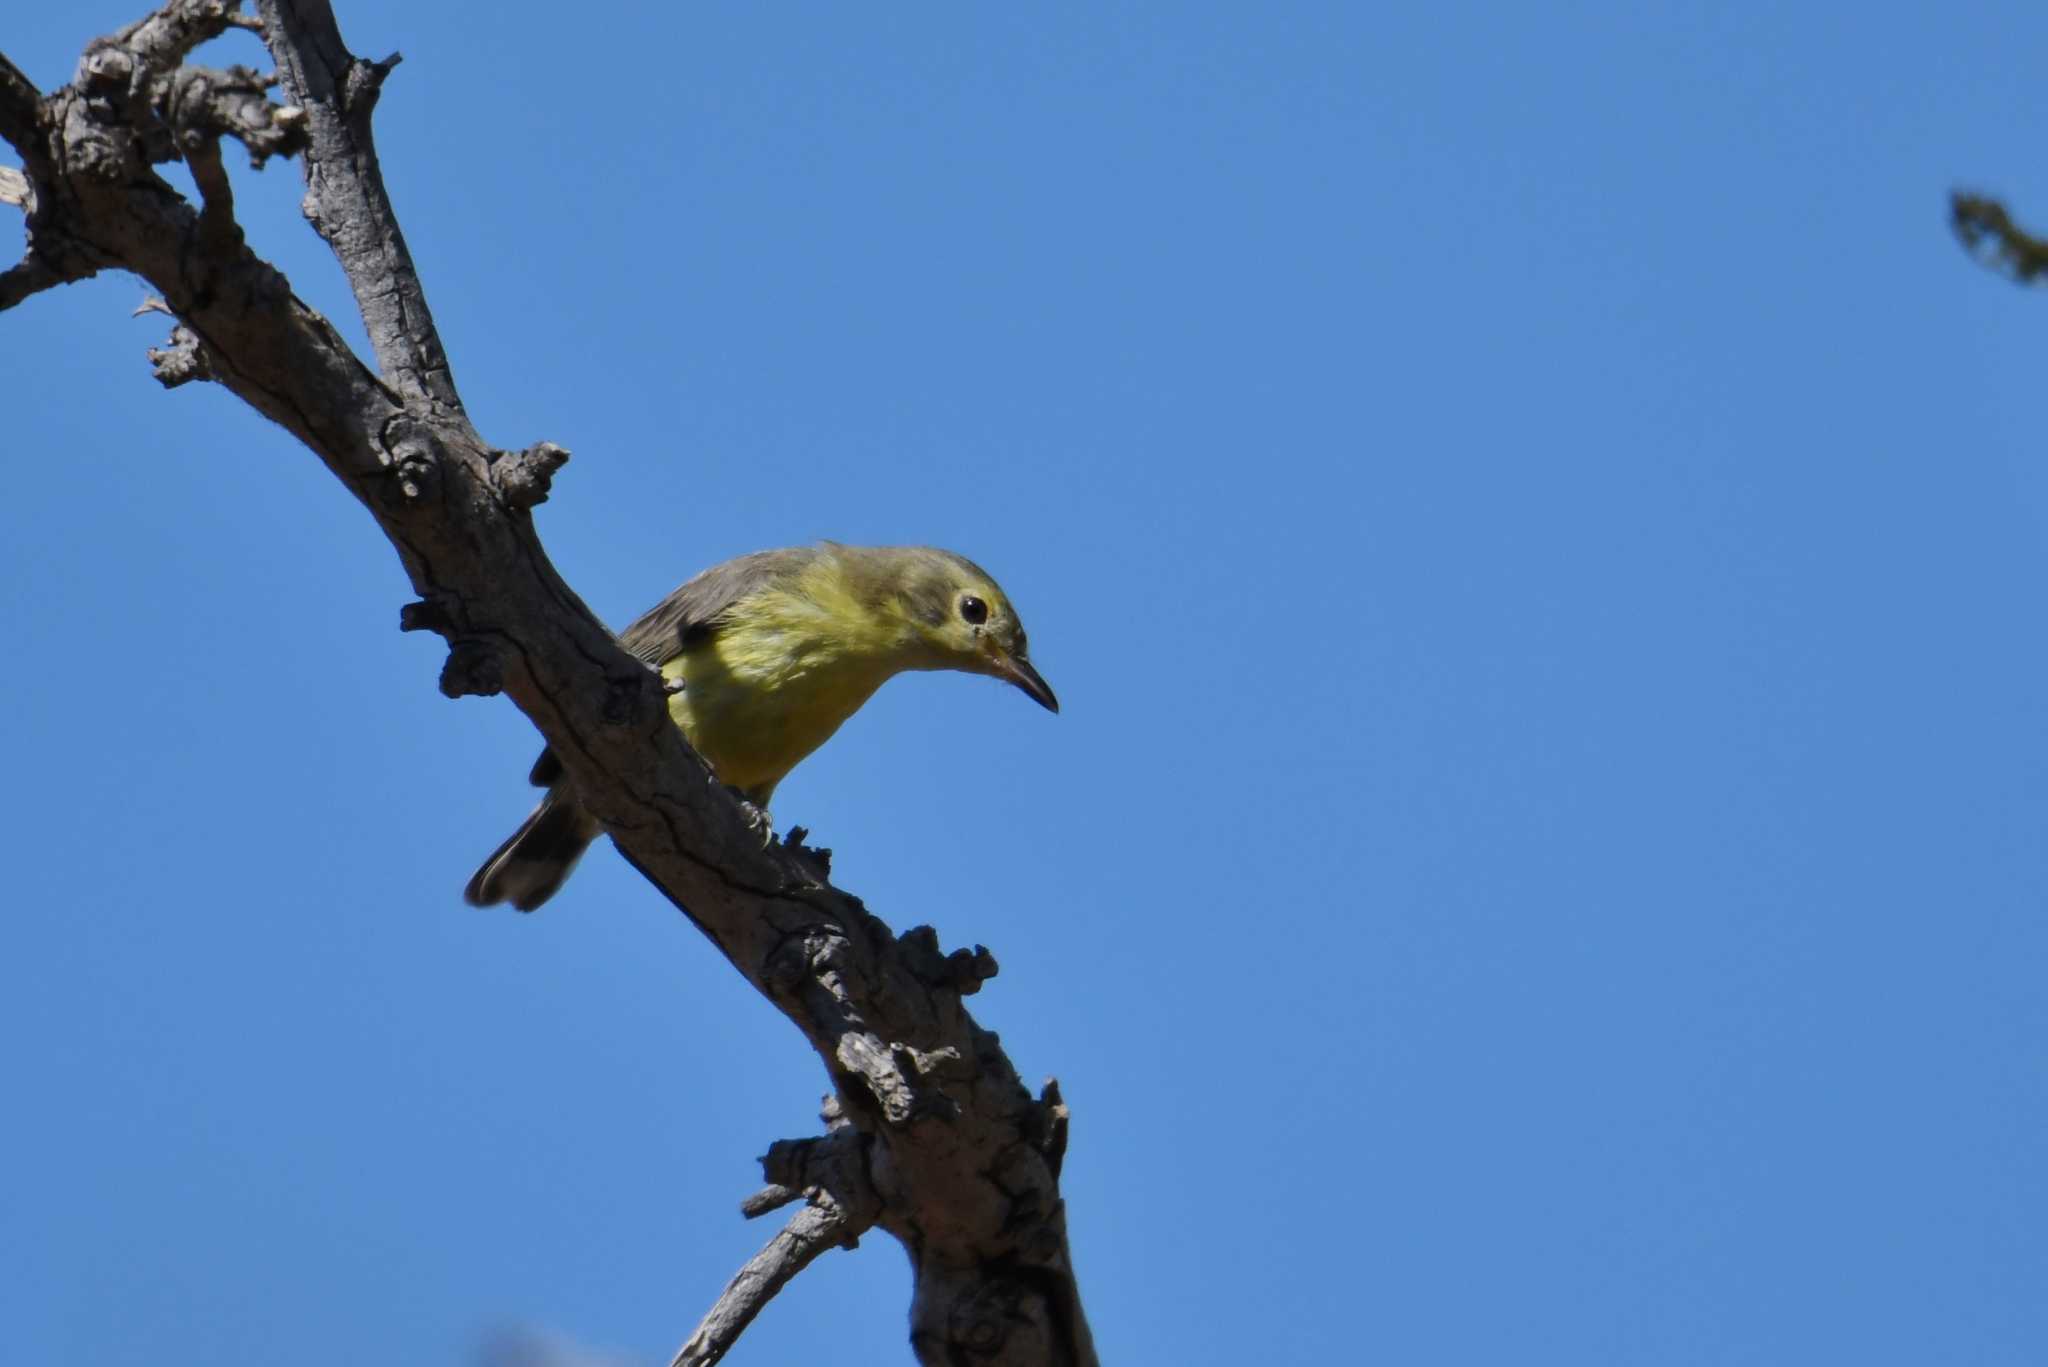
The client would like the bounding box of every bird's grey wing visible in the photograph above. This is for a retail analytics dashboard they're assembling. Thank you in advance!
[616,546,823,666]
[521,547,823,791]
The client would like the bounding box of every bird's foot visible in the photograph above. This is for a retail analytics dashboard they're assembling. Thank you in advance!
[728,788,777,845]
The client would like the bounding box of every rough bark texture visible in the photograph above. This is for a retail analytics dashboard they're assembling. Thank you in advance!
[1,5,1094,1362]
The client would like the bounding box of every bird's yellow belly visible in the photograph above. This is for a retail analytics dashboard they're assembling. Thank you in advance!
[661,640,890,803]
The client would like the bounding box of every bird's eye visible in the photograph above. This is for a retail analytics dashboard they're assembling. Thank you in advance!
[959,596,989,625]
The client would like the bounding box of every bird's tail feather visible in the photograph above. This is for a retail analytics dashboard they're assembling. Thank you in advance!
[463,789,600,912]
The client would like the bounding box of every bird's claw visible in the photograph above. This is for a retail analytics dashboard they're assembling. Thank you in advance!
[729,789,776,845]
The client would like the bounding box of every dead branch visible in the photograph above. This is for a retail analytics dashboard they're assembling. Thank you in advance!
[676,1121,881,1367]
[0,2,1094,1361]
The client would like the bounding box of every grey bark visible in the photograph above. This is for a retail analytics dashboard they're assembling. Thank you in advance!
[0,4,1094,1363]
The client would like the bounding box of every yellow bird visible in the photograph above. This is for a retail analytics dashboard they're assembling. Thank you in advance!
[464,543,1058,911]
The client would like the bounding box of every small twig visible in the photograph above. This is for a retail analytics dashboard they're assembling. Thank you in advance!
[671,1198,869,1367]
[1951,191,2048,284]
[737,1184,801,1219]
[670,1121,879,1363]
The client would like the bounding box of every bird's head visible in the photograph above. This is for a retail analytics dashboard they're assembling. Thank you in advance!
[880,548,1059,713]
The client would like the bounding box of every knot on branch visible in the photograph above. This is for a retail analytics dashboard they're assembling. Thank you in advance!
[400,594,503,700]
[69,6,300,175]
[146,319,216,387]
[72,44,175,170]
[438,638,504,699]
[898,924,1000,996]
[764,928,962,1126]
[397,597,456,636]
[844,1037,965,1127]
[78,43,140,95]
[752,1127,878,1227]
[342,52,401,120]
[158,64,307,167]
[778,825,834,882]
[491,441,569,510]
[894,1041,971,1086]
[376,419,446,505]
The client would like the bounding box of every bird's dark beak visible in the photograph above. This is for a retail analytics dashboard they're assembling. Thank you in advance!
[995,652,1060,713]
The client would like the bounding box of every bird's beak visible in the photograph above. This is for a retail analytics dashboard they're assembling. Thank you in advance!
[992,651,1060,713]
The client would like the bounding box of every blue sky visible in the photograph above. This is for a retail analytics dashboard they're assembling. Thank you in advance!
[6,2,2048,1363]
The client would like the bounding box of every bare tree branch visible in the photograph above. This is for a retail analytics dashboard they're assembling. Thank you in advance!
[0,253,61,310]
[259,0,455,411]
[0,54,63,308]
[1952,191,2048,284]
[106,0,261,71]
[0,50,39,157]
[678,1119,888,1365]
[674,1200,868,1367]
[7,3,1095,1361]
[160,61,309,169]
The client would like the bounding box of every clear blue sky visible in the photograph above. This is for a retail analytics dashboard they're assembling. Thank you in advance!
[6,2,2047,1363]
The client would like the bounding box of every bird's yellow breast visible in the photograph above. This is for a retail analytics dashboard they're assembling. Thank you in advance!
[659,571,921,804]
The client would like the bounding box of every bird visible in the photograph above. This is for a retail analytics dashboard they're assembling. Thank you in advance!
[464,543,1058,911]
